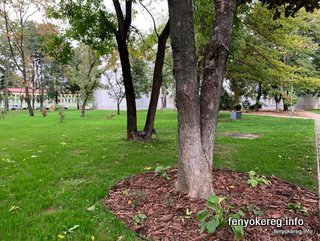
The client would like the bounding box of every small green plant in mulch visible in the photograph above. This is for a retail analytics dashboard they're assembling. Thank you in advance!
[247,170,271,188]
[133,213,148,226]
[122,189,146,208]
[245,204,263,216]
[287,202,307,214]
[196,194,245,241]
[154,165,171,180]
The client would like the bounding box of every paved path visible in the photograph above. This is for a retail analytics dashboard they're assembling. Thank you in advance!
[299,112,320,213]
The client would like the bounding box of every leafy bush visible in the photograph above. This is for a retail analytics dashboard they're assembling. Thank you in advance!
[249,102,262,111]
[220,90,233,110]
[196,194,245,240]
[233,103,242,111]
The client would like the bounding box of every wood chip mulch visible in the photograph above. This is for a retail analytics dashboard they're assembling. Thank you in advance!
[104,169,320,241]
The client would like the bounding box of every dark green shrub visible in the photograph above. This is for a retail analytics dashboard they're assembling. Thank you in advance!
[233,103,242,111]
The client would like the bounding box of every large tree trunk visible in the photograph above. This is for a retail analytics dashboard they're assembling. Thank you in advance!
[143,21,170,139]
[200,0,238,167]
[113,0,137,140]
[168,0,214,198]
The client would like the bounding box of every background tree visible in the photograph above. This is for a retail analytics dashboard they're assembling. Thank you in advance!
[105,68,125,115]
[53,0,170,140]
[68,44,102,118]
[0,0,49,116]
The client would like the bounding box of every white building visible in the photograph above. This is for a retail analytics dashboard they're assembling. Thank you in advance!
[93,74,175,110]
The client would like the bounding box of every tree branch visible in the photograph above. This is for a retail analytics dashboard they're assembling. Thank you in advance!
[139,1,159,38]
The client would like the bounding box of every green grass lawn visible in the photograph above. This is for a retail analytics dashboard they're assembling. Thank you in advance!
[0,110,317,240]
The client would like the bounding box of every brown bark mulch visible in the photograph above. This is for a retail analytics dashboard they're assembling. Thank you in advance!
[104,169,320,241]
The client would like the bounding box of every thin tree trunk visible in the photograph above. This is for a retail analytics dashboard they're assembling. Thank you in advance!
[116,36,137,140]
[113,0,138,140]
[283,90,289,111]
[275,99,280,112]
[169,0,214,198]
[4,49,9,113]
[255,82,262,111]
[55,92,59,105]
[200,0,238,167]
[81,98,87,118]
[143,21,170,139]
[117,102,120,115]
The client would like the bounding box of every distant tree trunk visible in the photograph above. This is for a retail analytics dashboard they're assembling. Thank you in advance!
[76,95,80,110]
[117,102,120,115]
[200,0,238,168]
[169,0,214,198]
[275,95,281,112]
[39,60,44,109]
[4,48,9,113]
[113,0,137,140]
[22,52,34,116]
[80,97,88,118]
[32,86,35,110]
[255,82,262,111]
[143,21,170,139]
[20,95,24,107]
[55,92,59,105]
[161,87,167,112]
[283,90,289,111]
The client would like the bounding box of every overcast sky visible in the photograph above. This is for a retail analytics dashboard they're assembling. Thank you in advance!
[105,0,168,33]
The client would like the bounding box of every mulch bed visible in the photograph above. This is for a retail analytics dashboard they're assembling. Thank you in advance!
[105,169,320,241]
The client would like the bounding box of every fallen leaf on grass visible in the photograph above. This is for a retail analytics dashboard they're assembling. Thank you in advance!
[86,205,96,212]
[57,234,65,239]
[9,205,19,213]
[144,167,152,170]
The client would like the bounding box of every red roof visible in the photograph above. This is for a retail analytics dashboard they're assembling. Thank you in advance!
[6,88,45,94]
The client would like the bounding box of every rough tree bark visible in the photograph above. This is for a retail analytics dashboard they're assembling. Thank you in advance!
[113,0,137,140]
[200,0,238,167]
[168,0,214,198]
[143,21,170,139]
[169,0,240,198]
[169,0,319,199]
